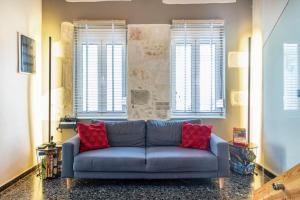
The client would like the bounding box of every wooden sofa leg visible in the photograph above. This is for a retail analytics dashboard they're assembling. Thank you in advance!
[219,178,224,189]
[66,178,72,189]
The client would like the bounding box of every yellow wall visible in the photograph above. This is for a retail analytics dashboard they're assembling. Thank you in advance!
[0,0,42,187]
[42,0,252,143]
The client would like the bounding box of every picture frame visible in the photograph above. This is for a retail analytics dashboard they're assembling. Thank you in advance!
[18,33,36,74]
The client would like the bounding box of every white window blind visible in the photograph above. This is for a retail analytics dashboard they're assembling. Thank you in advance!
[171,20,226,117]
[283,43,299,111]
[74,20,127,118]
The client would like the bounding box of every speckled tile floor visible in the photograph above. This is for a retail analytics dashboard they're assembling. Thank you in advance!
[0,170,270,200]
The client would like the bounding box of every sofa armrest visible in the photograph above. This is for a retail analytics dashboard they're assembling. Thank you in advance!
[210,133,230,177]
[62,135,80,178]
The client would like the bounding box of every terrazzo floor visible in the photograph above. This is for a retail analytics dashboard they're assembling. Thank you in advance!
[0,170,270,200]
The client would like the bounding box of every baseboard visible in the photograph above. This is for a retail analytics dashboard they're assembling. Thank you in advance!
[0,165,37,193]
[256,164,276,179]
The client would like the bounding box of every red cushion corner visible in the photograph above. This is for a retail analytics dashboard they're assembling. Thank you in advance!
[180,123,213,150]
[77,122,110,153]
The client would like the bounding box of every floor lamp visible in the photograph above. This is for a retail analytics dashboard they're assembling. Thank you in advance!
[247,37,252,145]
[228,38,251,145]
[48,36,53,144]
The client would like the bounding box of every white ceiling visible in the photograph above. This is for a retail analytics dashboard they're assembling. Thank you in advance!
[163,0,236,4]
[66,0,131,2]
[66,0,237,4]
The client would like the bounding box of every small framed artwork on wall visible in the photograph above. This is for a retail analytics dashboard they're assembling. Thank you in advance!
[18,33,36,74]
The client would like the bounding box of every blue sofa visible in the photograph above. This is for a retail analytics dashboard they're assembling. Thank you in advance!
[62,120,230,188]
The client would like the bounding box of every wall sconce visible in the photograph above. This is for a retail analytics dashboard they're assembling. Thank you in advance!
[52,41,64,58]
[228,51,248,68]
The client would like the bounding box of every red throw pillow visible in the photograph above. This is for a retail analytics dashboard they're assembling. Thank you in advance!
[77,123,110,152]
[180,123,213,150]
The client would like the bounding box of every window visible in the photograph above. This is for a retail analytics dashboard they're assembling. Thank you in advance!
[171,20,225,117]
[74,21,127,118]
[283,43,299,111]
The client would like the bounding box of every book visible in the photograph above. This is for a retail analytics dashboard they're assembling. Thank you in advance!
[233,127,248,147]
[41,157,46,179]
[53,151,58,176]
[50,152,53,177]
[38,147,61,179]
[47,155,50,178]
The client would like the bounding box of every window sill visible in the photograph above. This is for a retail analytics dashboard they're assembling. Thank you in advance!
[77,116,128,120]
[170,115,226,119]
[76,113,128,120]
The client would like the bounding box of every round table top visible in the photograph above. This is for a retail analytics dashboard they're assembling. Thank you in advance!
[228,141,258,149]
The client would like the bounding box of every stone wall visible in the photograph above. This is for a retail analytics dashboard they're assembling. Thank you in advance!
[128,24,171,120]
[61,22,74,117]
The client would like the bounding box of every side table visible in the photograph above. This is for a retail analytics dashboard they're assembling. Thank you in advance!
[36,145,62,179]
[229,142,258,175]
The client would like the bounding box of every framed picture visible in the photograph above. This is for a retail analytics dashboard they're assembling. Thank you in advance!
[18,33,36,74]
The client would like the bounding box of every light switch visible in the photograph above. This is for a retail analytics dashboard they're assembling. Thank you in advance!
[231,91,247,106]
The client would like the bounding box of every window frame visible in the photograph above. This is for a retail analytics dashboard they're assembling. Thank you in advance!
[170,21,226,119]
[73,21,128,119]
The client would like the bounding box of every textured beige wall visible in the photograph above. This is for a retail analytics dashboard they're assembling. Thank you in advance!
[42,0,252,142]
[53,23,76,143]
[61,22,74,116]
[0,0,42,187]
[128,24,171,120]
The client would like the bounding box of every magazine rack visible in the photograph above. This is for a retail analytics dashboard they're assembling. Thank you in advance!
[36,145,62,179]
[229,142,258,175]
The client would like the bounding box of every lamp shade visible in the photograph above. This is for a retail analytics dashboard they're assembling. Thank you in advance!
[53,41,64,58]
[228,51,248,68]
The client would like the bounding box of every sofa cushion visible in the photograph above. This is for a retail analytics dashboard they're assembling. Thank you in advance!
[77,123,110,153]
[93,120,146,147]
[74,147,146,172]
[146,119,201,146]
[146,146,218,172]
